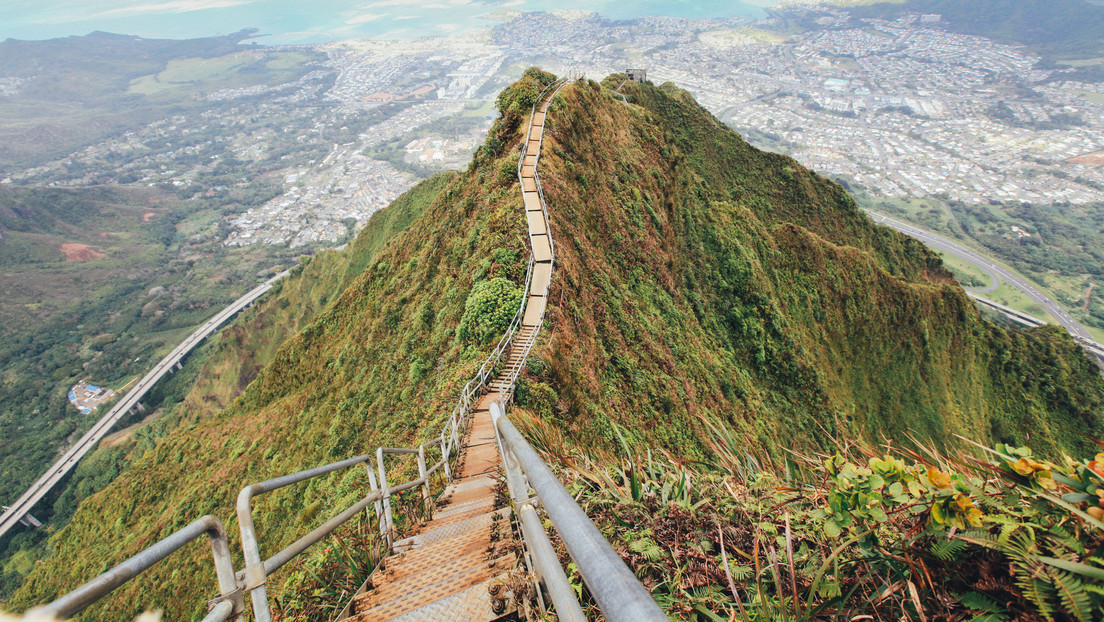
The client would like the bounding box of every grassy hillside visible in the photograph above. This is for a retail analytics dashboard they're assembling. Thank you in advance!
[5,109,534,617]
[520,76,1103,459]
[6,72,1103,619]
[0,173,446,602]
[174,172,454,423]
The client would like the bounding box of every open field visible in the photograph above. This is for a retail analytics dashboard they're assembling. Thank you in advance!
[128,50,316,96]
[1070,150,1104,164]
[938,251,993,289]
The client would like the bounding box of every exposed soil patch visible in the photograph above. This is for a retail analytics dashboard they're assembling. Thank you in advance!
[60,242,106,262]
[102,410,163,446]
[142,211,156,222]
[1070,151,1104,165]
[1078,282,1095,312]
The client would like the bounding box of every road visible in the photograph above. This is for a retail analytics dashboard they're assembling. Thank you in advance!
[967,293,1104,366]
[864,210,1095,342]
[0,270,289,542]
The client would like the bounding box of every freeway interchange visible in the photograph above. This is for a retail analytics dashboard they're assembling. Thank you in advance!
[0,270,289,543]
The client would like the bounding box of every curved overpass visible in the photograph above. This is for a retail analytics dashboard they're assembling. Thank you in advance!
[864,210,1104,367]
[0,270,290,542]
[865,210,1095,341]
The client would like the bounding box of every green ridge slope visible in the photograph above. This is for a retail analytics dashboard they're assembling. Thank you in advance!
[6,72,1103,619]
[521,77,1103,457]
[0,172,448,602]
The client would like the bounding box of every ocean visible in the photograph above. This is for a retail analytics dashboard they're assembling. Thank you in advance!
[0,0,777,45]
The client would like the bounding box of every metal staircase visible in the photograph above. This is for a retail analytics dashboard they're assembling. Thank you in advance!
[24,74,666,622]
[342,390,517,621]
[341,77,565,622]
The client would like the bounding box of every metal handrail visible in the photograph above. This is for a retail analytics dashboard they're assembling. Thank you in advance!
[31,515,240,621]
[38,412,459,620]
[237,413,458,622]
[491,400,666,622]
[236,454,379,622]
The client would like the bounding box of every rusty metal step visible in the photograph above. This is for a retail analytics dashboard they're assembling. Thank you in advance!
[386,574,517,622]
[352,557,517,622]
[434,494,495,518]
[382,538,491,586]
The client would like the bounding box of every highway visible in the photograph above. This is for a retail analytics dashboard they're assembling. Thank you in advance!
[0,270,289,542]
[864,210,1096,342]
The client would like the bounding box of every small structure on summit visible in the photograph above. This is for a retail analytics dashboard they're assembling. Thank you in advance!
[626,68,647,83]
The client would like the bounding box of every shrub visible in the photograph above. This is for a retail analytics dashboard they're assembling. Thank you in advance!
[457,277,524,344]
[495,78,541,115]
[521,381,557,418]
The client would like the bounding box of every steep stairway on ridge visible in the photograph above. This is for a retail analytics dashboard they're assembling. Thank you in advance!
[343,85,559,622]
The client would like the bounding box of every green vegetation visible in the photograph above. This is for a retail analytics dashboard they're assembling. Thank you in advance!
[530,76,1102,458]
[947,199,1104,331]
[458,277,524,343]
[938,252,992,289]
[4,107,534,616]
[127,51,314,96]
[0,172,448,601]
[5,72,1103,620]
[835,179,1104,340]
[0,182,301,498]
[514,407,1104,620]
[0,181,309,599]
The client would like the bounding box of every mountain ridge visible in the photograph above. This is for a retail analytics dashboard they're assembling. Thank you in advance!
[6,71,1103,618]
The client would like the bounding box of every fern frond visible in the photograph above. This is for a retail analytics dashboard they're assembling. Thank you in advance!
[1014,577,1057,621]
[957,591,1006,614]
[726,562,753,581]
[931,538,969,562]
[629,536,665,561]
[1084,583,1104,597]
[1051,570,1093,622]
[997,521,1021,546]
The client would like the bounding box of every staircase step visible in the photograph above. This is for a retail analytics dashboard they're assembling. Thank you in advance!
[352,554,517,621]
[388,575,517,622]
[343,84,557,622]
[434,495,495,520]
[383,537,492,585]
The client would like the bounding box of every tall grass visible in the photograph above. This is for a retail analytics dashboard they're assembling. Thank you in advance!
[512,407,1104,621]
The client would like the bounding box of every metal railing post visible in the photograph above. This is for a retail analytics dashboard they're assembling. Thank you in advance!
[376,447,394,549]
[365,462,384,530]
[417,445,431,518]
[237,489,273,622]
[440,433,452,482]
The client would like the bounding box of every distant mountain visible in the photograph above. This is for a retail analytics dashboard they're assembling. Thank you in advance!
[0,29,255,79]
[7,72,1103,618]
[0,29,321,170]
[844,0,1104,59]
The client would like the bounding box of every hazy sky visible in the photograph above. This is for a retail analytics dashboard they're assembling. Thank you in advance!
[0,0,778,44]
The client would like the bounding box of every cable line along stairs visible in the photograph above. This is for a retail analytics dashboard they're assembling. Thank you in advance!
[26,75,665,622]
